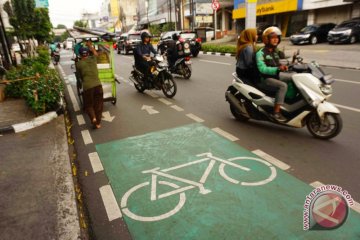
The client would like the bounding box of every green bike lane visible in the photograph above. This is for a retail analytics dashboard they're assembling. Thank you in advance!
[96,123,360,239]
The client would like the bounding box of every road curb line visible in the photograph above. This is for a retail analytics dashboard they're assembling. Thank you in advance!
[0,107,64,135]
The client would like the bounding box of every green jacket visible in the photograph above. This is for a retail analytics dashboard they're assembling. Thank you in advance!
[76,56,101,91]
[256,47,285,80]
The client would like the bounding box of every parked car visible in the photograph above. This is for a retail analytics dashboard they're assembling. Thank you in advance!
[289,23,336,45]
[116,32,142,55]
[157,30,202,57]
[327,18,360,44]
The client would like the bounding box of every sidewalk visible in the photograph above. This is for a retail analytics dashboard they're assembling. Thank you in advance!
[0,99,80,240]
[203,38,360,69]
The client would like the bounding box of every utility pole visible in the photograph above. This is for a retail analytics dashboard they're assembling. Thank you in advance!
[245,0,257,28]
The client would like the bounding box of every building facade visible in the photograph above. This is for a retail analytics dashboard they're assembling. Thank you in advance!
[233,0,360,36]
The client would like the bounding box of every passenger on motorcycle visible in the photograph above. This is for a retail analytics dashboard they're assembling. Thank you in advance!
[134,32,157,87]
[235,28,258,85]
[166,33,185,70]
[256,27,292,123]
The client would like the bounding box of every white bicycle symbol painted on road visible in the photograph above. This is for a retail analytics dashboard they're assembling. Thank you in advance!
[120,152,277,222]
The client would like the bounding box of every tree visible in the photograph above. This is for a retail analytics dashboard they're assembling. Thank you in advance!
[56,24,67,29]
[33,8,52,43]
[4,0,52,44]
[73,20,88,28]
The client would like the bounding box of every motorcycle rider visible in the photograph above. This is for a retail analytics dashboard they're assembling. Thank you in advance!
[134,31,157,87]
[166,33,184,70]
[235,28,258,85]
[256,27,291,123]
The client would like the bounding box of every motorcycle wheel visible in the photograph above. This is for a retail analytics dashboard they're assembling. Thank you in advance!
[306,112,342,140]
[160,72,177,98]
[230,104,249,122]
[192,50,199,57]
[182,64,191,79]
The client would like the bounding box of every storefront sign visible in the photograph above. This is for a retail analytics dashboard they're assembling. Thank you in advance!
[233,0,300,19]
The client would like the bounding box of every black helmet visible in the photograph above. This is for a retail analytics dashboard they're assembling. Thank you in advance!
[79,47,89,56]
[172,33,179,41]
[141,31,151,41]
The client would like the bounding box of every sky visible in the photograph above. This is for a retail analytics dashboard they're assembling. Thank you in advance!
[48,0,102,28]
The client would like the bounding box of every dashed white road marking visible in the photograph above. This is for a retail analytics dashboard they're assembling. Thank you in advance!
[171,105,184,111]
[76,115,85,126]
[335,79,360,85]
[88,152,104,173]
[310,181,360,214]
[331,103,360,113]
[67,84,80,112]
[99,185,122,221]
[200,59,232,65]
[212,127,239,141]
[158,98,172,105]
[146,91,159,98]
[252,149,290,170]
[81,130,93,145]
[186,113,204,123]
[310,181,323,188]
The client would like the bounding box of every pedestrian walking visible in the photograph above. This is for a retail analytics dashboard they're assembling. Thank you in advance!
[76,40,103,129]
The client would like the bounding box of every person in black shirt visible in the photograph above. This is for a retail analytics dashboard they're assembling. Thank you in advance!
[134,32,157,86]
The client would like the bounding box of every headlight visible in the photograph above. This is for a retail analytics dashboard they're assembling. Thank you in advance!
[343,29,352,35]
[320,84,333,95]
[303,34,310,38]
[328,31,334,35]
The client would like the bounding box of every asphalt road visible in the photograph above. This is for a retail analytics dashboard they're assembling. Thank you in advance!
[60,48,360,239]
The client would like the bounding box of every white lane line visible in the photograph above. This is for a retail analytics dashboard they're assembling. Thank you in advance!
[158,98,172,105]
[212,127,239,141]
[331,103,360,113]
[252,149,290,170]
[146,91,159,98]
[81,130,93,145]
[99,185,122,221]
[171,105,184,112]
[186,113,204,123]
[335,79,360,85]
[310,181,360,214]
[88,152,104,173]
[76,115,85,126]
[310,181,323,188]
[352,201,360,214]
[199,59,231,65]
[67,84,80,112]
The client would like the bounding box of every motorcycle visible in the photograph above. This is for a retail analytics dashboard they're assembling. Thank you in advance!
[52,48,60,65]
[169,55,192,79]
[225,51,342,140]
[129,55,177,98]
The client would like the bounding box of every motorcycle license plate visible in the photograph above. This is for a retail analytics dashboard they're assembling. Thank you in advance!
[185,49,191,53]
[185,61,192,64]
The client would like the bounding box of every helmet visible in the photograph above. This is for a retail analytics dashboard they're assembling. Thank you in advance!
[141,31,151,41]
[172,33,180,41]
[79,47,89,57]
[262,26,282,45]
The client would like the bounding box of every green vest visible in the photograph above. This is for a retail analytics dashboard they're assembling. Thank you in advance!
[76,56,101,91]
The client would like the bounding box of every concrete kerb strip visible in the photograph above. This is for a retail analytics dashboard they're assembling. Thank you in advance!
[0,106,64,135]
[198,51,359,70]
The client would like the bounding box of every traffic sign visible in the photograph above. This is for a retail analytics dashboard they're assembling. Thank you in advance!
[211,1,220,11]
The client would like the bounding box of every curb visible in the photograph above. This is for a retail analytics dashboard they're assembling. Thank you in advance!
[0,106,64,135]
[199,51,359,70]
[200,51,235,57]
